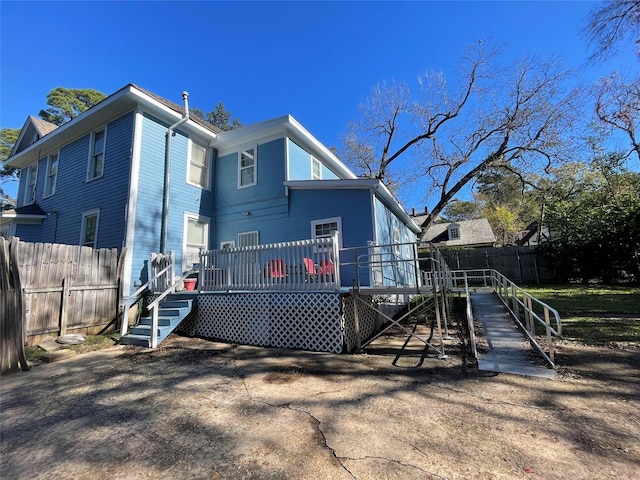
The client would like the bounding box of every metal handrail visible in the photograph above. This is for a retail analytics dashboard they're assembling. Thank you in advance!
[146,266,197,348]
[120,260,175,337]
[463,272,477,359]
[452,268,562,367]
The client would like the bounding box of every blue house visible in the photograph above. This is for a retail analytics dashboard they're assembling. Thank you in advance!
[3,84,424,352]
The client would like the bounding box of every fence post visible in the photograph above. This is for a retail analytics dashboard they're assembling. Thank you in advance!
[59,277,69,336]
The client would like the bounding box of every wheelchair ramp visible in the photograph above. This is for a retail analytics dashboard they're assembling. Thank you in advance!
[471,289,555,378]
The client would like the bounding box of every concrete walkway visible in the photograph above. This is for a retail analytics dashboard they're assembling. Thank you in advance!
[470,289,555,378]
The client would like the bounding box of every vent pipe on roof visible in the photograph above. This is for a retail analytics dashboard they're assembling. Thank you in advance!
[160,91,190,254]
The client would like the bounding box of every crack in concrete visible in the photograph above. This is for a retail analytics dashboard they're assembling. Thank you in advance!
[230,352,357,479]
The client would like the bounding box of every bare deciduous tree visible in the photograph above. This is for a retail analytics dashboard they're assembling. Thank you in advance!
[584,0,640,60]
[342,41,579,228]
[595,72,640,163]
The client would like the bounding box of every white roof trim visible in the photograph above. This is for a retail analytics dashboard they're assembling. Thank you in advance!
[6,85,218,169]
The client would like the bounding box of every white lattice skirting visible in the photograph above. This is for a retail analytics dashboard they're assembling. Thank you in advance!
[177,292,379,354]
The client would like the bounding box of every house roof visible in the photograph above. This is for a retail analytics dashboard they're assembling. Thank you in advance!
[0,203,47,228]
[6,84,223,168]
[132,84,223,135]
[422,218,496,247]
[10,116,59,157]
[6,84,355,182]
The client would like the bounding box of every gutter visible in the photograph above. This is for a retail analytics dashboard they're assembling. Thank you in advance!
[160,91,189,253]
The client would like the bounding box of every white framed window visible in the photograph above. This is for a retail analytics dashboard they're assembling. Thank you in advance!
[44,152,59,198]
[311,156,322,180]
[404,234,411,258]
[393,227,401,255]
[449,226,460,240]
[238,146,257,188]
[311,216,342,248]
[183,213,210,271]
[23,163,38,205]
[187,141,209,189]
[87,128,106,181]
[80,209,100,248]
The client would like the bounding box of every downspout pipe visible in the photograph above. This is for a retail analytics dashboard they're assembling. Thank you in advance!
[160,91,189,254]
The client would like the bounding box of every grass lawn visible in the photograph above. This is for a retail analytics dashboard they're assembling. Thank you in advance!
[522,284,640,345]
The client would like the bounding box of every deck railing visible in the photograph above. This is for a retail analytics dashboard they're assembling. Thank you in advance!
[452,268,562,366]
[197,232,340,292]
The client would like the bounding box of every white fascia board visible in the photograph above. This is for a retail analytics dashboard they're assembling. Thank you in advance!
[6,85,218,169]
[285,179,421,234]
[215,114,357,179]
[0,213,47,227]
[284,116,357,180]
[127,87,218,145]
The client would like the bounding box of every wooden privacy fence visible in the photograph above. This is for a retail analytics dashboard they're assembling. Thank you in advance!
[0,237,124,348]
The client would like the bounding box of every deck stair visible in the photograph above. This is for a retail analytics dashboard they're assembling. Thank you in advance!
[120,294,197,347]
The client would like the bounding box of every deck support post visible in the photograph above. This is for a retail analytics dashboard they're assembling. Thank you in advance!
[353,292,362,352]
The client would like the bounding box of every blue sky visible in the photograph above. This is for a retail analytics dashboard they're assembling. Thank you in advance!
[1,0,632,207]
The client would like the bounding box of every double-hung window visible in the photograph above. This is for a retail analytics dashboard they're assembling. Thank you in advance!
[44,152,58,198]
[88,129,105,181]
[23,163,37,205]
[188,141,209,189]
[81,209,100,248]
[184,213,209,270]
[311,157,322,180]
[238,147,256,188]
[393,227,401,256]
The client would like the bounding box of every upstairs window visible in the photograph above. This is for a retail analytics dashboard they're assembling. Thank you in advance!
[23,163,38,205]
[88,129,105,181]
[311,156,322,180]
[449,227,460,240]
[238,147,256,188]
[81,209,100,248]
[188,141,209,189]
[44,152,58,198]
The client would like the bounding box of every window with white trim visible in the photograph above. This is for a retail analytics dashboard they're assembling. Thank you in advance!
[88,129,105,180]
[311,217,342,248]
[238,147,256,188]
[393,227,401,255]
[311,156,322,180]
[449,226,460,240]
[404,234,411,258]
[81,209,100,248]
[44,152,58,198]
[184,213,209,270]
[23,163,37,205]
[188,141,209,189]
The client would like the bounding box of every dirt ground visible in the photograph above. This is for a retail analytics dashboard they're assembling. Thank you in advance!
[1,325,639,480]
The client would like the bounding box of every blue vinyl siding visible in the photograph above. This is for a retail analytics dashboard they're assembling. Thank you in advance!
[281,188,374,287]
[287,139,338,180]
[373,196,417,286]
[130,114,216,287]
[215,138,288,246]
[14,112,134,248]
